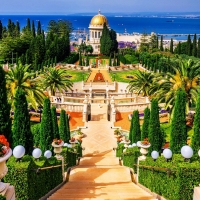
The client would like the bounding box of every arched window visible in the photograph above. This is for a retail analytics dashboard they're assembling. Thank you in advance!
[95,32,97,38]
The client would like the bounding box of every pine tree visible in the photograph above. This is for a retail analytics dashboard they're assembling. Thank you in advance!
[66,114,71,142]
[59,109,68,142]
[170,89,187,154]
[0,67,11,142]
[26,18,31,32]
[177,42,181,54]
[160,35,164,51]
[198,38,200,58]
[191,93,200,155]
[40,98,53,152]
[129,112,134,143]
[192,33,197,57]
[12,88,33,154]
[148,99,163,154]
[141,107,150,141]
[170,38,173,53]
[51,106,59,139]
[131,110,141,143]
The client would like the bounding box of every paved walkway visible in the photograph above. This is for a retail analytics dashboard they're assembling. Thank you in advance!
[48,105,157,200]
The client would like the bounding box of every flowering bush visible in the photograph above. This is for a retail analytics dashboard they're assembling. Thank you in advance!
[141,138,150,145]
[0,135,10,157]
[70,137,76,142]
[53,138,63,145]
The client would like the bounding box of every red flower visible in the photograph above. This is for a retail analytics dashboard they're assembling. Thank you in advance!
[0,135,10,157]
[53,138,63,145]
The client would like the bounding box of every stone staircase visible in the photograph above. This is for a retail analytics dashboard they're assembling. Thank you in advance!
[47,106,157,200]
[47,150,156,200]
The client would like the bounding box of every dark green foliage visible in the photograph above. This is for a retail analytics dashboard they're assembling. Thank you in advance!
[40,98,53,152]
[148,99,163,154]
[109,29,118,53]
[170,38,173,53]
[30,123,41,148]
[0,195,6,200]
[0,20,2,39]
[139,155,200,200]
[197,38,200,58]
[131,110,141,143]
[187,34,192,56]
[66,113,71,142]
[192,33,197,57]
[31,20,35,37]
[122,146,140,173]
[79,53,82,66]
[129,111,134,143]
[170,89,187,154]
[12,88,33,154]
[51,106,59,139]
[116,143,124,157]
[59,109,68,142]
[141,107,150,140]
[160,35,163,51]
[191,93,200,155]
[4,156,62,200]
[0,67,11,142]
[37,20,41,35]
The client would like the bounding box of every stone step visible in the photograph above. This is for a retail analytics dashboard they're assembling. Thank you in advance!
[79,156,119,166]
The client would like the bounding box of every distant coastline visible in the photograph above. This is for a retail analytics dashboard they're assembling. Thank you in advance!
[0,13,200,40]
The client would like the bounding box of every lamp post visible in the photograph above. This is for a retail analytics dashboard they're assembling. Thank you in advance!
[181,145,193,161]
[151,150,159,161]
[163,148,172,162]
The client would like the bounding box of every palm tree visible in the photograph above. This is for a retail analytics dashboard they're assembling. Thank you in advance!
[38,67,73,96]
[6,62,45,108]
[127,70,157,97]
[157,59,200,113]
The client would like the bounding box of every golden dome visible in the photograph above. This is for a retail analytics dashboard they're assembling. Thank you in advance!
[90,10,108,26]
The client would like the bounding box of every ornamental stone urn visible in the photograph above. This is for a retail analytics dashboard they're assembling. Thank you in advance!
[52,141,64,158]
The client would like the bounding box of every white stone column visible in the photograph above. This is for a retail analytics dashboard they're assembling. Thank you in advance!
[82,95,88,122]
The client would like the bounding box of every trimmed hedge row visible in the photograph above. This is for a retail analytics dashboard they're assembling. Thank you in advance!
[4,156,62,200]
[139,155,200,200]
[122,147,140,173]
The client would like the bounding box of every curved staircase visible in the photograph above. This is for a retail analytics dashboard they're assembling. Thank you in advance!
[47,108,157,200]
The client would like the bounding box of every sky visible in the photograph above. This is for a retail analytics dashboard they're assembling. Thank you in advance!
[0,0,199,15]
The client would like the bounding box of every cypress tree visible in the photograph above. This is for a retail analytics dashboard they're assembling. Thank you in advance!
[170,89,187,154]
[117,53,120,66]
[0,20,3,39]
[40,98,53,152]
[66,114,71,142]
[32,20,36,37]
[12,88,33,154]
[51,106,59,139]
[191,93,200,155]
[187,34,192,56]
[160,35,163,51]
[170,38,173,53]
[109,54,111,66]
[79,53,82,66]
[37,20,42,35]
[129,112,134,143]
[131,110,141,143]
[0,67,11,142]
[198,38,200,58]
[177,41,181,55]
[156,36,158,49]
[192,33,197,57]
[59,109,68,142]
[148,99,163,154]
[26,18,31,32]
[141,107,150,141]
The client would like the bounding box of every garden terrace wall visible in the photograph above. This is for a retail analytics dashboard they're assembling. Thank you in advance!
[138,155,200,200]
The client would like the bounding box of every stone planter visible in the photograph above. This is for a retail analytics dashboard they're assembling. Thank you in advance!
[0,148,12,192]
[138,141,151,160]
[52,141,64,158]
[69,140,77,148]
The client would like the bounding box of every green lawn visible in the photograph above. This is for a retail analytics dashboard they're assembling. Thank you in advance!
[66,70,90,82]
[160,123,194,142]
[110,70,136,83]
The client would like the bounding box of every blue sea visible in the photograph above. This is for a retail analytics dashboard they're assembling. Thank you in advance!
[0,13,200,40]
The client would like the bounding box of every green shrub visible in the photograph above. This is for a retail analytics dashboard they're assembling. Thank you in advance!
[4,156,62,200]
[116,143,124,157]
[122,147,140,173]
[31,123,41,147]
[139,155,200,200]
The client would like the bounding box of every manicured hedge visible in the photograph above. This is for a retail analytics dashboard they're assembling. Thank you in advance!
[122,147,140,173]
[139,155,200,200]
[116,143,124,157]
[4,156,62,200]
[0,195,6,200]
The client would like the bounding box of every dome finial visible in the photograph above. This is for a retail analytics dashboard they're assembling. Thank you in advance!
[98,9,101,15]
